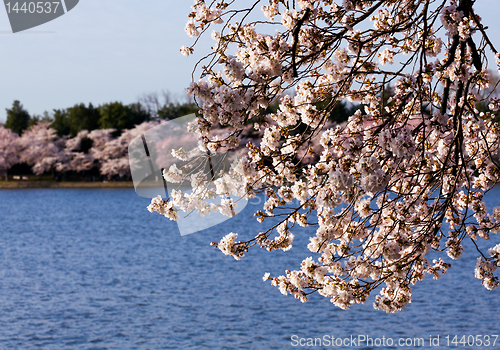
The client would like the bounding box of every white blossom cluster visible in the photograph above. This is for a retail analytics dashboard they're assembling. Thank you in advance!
[147,195,179,221]
[149,0,500,312]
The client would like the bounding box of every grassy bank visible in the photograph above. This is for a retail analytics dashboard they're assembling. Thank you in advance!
[0,181,134,189]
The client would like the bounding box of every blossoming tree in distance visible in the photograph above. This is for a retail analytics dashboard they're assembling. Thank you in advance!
[148,0,500,312]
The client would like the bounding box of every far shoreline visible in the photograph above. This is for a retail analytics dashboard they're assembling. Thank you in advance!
[0,181,135,189]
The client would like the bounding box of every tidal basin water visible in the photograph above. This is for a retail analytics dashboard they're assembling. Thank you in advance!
[0,188,499,350]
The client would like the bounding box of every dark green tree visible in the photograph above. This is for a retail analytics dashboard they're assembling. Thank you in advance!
[157,102,198,120]
[98,102,150,135]
[128,102,151,125]
[28,111,53,128]
[51,109,70,136]
[4,100,31,135]
[67,103,101,137]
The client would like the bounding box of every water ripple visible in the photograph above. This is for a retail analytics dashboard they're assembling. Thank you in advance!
[0,188,498,349]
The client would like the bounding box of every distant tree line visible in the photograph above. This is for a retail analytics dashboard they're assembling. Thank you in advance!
[0,92,200,181]
[0,88,434,181]
[3,92,199,137]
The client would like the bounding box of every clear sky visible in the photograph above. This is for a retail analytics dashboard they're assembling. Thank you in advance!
[0,0,211,122]
[0,0,498,123]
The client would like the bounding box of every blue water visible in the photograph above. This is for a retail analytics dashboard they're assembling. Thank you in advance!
[0,188,499,350]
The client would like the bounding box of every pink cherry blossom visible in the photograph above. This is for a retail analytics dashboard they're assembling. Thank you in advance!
[149,0,500,312]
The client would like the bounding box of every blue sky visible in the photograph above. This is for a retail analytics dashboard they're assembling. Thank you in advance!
[0,0,498,122]
[0,0,209,122]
